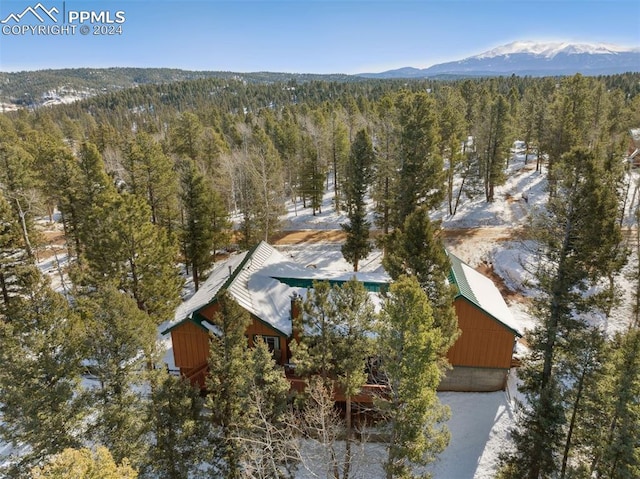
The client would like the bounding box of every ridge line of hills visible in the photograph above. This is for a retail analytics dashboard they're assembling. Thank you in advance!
[1,41,638,109]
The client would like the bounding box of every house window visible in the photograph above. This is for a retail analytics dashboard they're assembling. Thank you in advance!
[254,335,282,363]
[254,335,280,352]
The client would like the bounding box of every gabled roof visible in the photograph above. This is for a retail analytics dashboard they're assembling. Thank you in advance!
[163,241,391,338]
[165,243,518,340]
[447,250,522,337]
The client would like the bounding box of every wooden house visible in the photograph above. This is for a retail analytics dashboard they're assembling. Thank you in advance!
[162,241,389,390]
[439,251,522,392]
[163,242,521,394]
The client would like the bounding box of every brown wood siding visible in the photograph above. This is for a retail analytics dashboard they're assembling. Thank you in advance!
[199,302,221,320]
[171,321,210,368]
[446,298,516,369]
[246,317,288,365]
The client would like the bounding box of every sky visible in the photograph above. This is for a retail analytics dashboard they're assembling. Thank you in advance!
[0,0,639,74]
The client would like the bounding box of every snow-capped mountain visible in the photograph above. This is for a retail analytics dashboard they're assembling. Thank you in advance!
[474,41,633,59]
[360,41,640,78]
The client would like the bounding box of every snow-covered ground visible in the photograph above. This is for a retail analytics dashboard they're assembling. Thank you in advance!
[273,152,635,478]
[6,150,637,477]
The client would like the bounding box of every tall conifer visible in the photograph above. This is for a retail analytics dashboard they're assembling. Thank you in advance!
[377,276,450,479]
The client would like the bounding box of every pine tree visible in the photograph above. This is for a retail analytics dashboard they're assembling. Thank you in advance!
[341,129,374,272]
[291,281,335,382]
[30,447,138,479]
[382,206,459,352]
[329,110,350,212]
[0,281,86,477]
[241,339,299,479]
[544,75,594,182]
[377,276,450,479]
[299,133,325,216]
[0,191,40,316]
[500,147,626,479]
[179,160,217,291]
[206,292,253,479]
[591,329,640,478]
[394,91,443,226]
[372,95,399,235]
[34,138,84,260]
[147,371,209,479]
[0,138,39,259]
[76,286,157,472]
[122,132,178,231]
[330,278,375,479]
[172,112,203,162]
[557,328,609,479]
[478,94,510,202]
[74,141,118,265]
[292,279,375,479]
[82,192,183,324]
[437,87,468,216]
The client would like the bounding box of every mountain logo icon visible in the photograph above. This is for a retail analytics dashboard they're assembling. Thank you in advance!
[1,3,59,24]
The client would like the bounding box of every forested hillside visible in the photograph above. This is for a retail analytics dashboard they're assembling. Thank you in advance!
[1,72,640,478]
[0,68,359,108]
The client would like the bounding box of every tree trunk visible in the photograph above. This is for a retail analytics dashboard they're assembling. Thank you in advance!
[0,271,9,307]
[344,394,352,479]
[560,364,587,479]
[15,198,34,259]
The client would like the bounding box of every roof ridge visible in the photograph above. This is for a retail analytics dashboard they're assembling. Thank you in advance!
[446,249,479,304]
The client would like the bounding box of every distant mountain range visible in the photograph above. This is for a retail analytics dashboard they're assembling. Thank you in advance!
[1,41,638,109]
[359,41,640,78]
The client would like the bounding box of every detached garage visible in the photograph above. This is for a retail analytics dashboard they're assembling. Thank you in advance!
[439,251,522,392]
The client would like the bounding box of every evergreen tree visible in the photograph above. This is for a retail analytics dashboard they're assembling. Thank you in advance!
[330,279,375,479]
[299,133,325,216]
[329,110,350,212]
[341,129,374,272]
[291,281,335,382]
[557,328,609,479]
[147,371,209,479]
[82,192,183,324]
[171,112,203,162]
[437,87,468,216]
[206,292,253,479]
[382,206,459,352]
[543,74,594,190]
[241,339,299,479]
[0,139,39,259]
[74,141,118,264]
[377,276,450,479]
[179,160,217,291]
[122,132,178,231]
[76,286,156,472]
[30,447,138,479]
[478,94,510,202]
[500,147,625,479]
[372,95,399,235]
[0,191,40,316]
[590,329,640,478]
[0,281,86,477]
[34,138,85,260]
[394,91,443,226]
[293,279,375,479]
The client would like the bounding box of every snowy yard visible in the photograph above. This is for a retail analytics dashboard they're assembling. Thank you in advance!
[6,151,636,478]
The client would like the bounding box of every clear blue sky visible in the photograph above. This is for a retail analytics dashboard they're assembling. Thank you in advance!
[1,0,638,73]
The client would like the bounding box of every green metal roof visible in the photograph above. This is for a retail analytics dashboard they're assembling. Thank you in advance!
[446,250,522,337]
[270,276,388,293]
